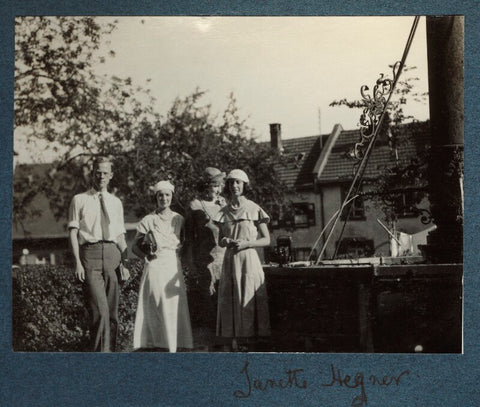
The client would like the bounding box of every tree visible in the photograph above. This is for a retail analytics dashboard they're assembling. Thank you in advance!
[14,17,290,232]
[113,90,289,218]
[13,16,155,228]
[34,91,289,223]
[15,87,290,225]
[15,17,156,158]
[329,65,431,225]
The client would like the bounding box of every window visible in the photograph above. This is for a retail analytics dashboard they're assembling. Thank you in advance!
[294,247,317,262]
[395,191,419,218]
[335,237,374,259]
[270,202,315,229]
[292,203,315,228]
[340,186,365,220]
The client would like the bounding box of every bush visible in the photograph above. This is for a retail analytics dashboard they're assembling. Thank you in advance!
[13,260,144,352]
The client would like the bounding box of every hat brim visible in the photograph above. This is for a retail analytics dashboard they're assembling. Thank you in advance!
[208,173,226,183]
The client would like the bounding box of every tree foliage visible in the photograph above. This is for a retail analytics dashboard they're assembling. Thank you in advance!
[112,90,289,218]
[364,121,431,223]
[329,65,430,224]
[14,16,289,227]
[15,16,156,160]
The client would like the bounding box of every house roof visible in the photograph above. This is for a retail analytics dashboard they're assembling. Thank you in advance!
[269,121,430,189]
[272,134,329,189]
[317,121,430,183]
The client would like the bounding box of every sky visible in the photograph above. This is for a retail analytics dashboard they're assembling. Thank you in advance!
[95,16,430,141]
[15,16,430,163]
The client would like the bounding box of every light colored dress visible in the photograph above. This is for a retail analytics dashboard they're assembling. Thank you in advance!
[214,199,271,338]
[133,210,193,352]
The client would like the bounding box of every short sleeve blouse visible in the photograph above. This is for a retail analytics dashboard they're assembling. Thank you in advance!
[213,199,269,242]
[137,210,184,251]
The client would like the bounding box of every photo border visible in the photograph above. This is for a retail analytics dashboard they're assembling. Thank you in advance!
[1,2,478,406]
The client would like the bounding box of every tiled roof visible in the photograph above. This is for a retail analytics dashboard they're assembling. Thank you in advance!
[272,134,329,189]
[318,121,430,183]
[267,121,430,189]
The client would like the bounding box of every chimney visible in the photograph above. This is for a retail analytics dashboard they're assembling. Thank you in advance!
[270,123,282,151]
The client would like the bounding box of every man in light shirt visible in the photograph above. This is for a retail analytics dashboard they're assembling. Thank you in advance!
[68,157,128,352]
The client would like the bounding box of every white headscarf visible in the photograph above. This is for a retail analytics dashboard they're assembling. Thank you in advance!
[149,180,175,193]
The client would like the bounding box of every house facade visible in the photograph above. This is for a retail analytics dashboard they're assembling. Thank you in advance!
[266,121,432,263]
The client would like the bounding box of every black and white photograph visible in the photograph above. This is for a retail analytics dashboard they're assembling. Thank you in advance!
[12,16,463,354]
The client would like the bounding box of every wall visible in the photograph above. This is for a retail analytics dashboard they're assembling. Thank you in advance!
[268,183,432,261]
[265,263,462,353]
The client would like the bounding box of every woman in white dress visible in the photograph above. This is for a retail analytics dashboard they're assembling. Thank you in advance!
[132,180,193,352]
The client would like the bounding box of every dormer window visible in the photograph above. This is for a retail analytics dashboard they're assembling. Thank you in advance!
[294,152,306,168]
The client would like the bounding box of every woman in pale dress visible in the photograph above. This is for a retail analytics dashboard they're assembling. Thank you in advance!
[132,180,193,352]
[214,169,271,352]
[184,167,226,350]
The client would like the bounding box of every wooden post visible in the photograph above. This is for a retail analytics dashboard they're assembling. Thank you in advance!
[425,16,464,263]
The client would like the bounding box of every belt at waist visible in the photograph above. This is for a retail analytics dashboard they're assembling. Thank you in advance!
[81,240,116,247]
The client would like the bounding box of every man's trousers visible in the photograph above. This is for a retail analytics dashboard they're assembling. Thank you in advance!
[80,241,121,352]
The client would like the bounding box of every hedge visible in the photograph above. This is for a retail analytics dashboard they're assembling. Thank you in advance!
[12,259,204,352]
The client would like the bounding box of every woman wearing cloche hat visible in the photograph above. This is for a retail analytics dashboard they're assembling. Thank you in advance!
[184,167,227,350]
[131,180,193,352]
[214,169,271,351]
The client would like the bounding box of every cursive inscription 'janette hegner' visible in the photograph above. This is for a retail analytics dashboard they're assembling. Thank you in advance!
[232,361,410,406]
[233,360,307,399]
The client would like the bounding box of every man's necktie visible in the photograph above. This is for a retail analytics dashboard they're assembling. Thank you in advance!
[99,193,110,240]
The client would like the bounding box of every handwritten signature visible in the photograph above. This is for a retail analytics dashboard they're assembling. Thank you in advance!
[322,363,410,406]
[233,360,409,406]
[233,360,307,399]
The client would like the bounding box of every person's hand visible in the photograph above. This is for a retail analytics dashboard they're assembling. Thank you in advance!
[75,262,85,282]
[233,239,250,252]
[120,265,131,281]
[209,281,216,296]
[221,237,236,248]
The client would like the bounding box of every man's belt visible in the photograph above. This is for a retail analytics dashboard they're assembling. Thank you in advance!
[82,240,115,246]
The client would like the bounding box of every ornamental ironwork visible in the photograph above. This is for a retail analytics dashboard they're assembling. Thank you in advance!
[353,61,402,160]
[416,208,433,225]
